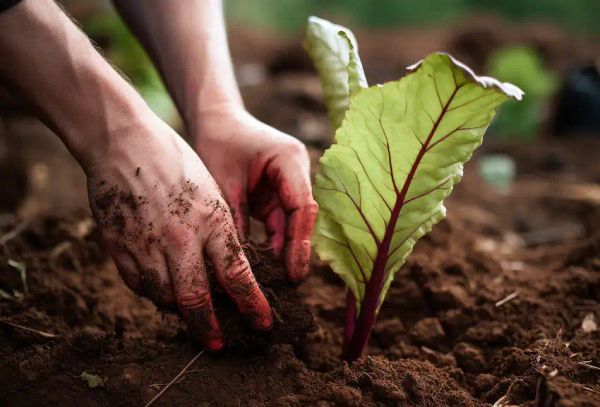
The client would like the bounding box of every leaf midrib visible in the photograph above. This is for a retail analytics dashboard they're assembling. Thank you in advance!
[364,82,462,305]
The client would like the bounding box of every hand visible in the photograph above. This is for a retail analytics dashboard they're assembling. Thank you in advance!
[193,108,318,282]
[86,114,273,351]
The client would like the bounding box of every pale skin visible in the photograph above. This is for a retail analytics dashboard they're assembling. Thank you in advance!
[0,0,317,351]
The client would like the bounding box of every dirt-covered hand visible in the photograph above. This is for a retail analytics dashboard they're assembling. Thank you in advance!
[194,109,318,282]
[86,116,272,351]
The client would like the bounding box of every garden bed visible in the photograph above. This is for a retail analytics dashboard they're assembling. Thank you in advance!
[1,135,600,406]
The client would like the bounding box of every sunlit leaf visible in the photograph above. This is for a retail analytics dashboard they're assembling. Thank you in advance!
[313,52,523,318]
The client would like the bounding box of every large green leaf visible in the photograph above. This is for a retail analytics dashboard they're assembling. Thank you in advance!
[313,53,523,314]
[303,16,368,131]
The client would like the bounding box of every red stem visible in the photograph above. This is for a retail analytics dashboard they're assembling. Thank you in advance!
[341,85,460,363]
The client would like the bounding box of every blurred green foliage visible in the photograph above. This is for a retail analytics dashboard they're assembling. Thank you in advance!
[488,47,557,139]
[84,14,178,124]
[80,1,583,137]
[226,0,600,35]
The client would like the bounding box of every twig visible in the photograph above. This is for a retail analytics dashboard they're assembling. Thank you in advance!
[579,362,600,371]
[495,291,519,307]
[0,220,27,245]
[144,349,205,407]
[148,369,202,390]
[0,319,58,338]
[0,288,16,301]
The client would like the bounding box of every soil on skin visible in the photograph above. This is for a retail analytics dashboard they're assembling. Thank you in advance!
[2,17,600,407]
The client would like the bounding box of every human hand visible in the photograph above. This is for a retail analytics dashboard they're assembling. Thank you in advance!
[85,114,273,351]
[193,108,318,282]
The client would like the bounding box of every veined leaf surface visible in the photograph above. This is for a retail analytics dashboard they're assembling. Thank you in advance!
[313,53,523,314]
[303,16,368,131]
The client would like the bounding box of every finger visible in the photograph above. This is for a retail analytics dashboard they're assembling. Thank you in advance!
[266,151,318,282]
[135,250,174,309]
[166,236,224,352]
[110,249,141,291]
[204,219,273,331]
[249,178,285,256]
[110,244,174,309]
[227,187,249,240]
[265,206,285,256]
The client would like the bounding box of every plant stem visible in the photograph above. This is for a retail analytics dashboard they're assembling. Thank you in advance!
[342,291,356,352]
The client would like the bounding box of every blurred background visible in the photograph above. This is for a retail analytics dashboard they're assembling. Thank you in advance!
[1,0,600,216]
[61,0,600,140]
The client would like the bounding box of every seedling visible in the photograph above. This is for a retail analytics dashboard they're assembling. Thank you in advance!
[305,16,523,362]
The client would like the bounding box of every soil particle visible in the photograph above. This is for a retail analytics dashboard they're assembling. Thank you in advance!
[73,325,107,354]
[473,373,499,395]
[464,321,512,346]
[93,185,149,235]
[341,357,480,407]
[453,342,487,373]
[319,384,362,406]
[425,281,473,310]
[168,180,197,216]
[409,317,446,348]
[372,318,405,349]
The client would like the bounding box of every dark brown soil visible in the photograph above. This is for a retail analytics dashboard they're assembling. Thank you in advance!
[2,17,600,407]
[2,135,600,405]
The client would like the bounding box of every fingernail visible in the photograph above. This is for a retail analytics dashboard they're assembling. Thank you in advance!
[270,235,284,257]
[253,312,273,331]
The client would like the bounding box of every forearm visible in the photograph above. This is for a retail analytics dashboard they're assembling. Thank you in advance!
[0,0,151,168]
[112,0,243,131]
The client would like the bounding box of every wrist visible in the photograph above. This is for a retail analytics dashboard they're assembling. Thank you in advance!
[65,85,159,176]
[82,110,172,180]
[185,91,244,135]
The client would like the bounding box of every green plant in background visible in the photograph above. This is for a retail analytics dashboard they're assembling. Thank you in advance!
[226,0,600,35]
[487,46,557,139]
[84,13,179,125]
[305,17,523,362]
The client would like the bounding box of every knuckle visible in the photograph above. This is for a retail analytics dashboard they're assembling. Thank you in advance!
[225,257,253,284]
[204,199,233,230]
[176,290,212,311]
[303,200,319,216]
[163,224,192,248]
[206,213,237,244]
[285,139,308,156]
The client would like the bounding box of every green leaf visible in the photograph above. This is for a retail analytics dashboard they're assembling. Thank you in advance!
[81,371,104,388]
[313,53,523,314]
[304,16,368,132]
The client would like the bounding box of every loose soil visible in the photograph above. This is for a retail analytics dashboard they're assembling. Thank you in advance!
[2,17,600,407]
